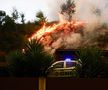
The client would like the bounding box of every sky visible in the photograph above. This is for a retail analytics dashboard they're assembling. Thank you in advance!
[0,0,64,22]
[1,0,108,23]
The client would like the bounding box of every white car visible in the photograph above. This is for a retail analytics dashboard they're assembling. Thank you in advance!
[46,58,82,77]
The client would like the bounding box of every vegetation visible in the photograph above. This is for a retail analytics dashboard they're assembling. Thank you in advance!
[35,11,47,26]
[0,7,108,77]
[0,9,51,77]
[11,8,19,22]
[0,9,41,54]
[0,10,23,53]
[77,47,108,78]
[61,0,76,21]
[20,13,25,24]
[6,39,54,77]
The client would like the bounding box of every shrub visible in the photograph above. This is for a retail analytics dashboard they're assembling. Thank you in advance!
[77,47,104,78]
[6,39,54,77]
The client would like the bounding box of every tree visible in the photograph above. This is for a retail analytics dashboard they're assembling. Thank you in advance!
[61,0,76,21]
[11,8,19,22]
[3,15,15,29]
[0,10,6,27]
[0,15,16,52]
[35,11,47,26]
[77,47,104,78]
[0,13,26,53]
[7,39,54,77]
[20,13,25,24]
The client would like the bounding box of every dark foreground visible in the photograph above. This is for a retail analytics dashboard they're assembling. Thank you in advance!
[0,77,107,90]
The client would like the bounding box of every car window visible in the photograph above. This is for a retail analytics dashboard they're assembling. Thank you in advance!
[66,62,76,68]
[53,62,64,68]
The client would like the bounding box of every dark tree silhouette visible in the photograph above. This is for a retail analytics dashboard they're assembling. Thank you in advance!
[0,12,26,53]
[35,11,47,26]
[20,13,25,24]
[0,10,6,27]
[11,8,19,22]
[61,0,76,21]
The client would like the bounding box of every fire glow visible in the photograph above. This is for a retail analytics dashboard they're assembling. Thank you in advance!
[27,0,108,53]
[28,14,84,49]
[29,21,84,39]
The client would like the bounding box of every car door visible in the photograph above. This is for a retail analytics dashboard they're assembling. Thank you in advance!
[53,62,64,70]
[51,62,64,76]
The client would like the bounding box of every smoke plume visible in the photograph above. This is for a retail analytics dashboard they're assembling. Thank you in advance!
[32,0,108,53]
[47,0,108,49]
[74,0,108,49]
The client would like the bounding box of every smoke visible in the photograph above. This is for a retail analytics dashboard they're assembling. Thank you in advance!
[73,0,108,49]
[35,0,108,53]
[75,0,108,23]
[45,0,108,24]
[49,0,108,23]
[44,0,65,21]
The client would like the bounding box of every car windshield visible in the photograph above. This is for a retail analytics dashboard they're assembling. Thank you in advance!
[53,62,64,68]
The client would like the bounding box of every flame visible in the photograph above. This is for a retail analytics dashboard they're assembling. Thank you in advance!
[28,14,85,49]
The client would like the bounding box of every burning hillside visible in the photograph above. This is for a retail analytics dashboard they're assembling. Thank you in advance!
[28,14,84,53]
[28,0,108,53]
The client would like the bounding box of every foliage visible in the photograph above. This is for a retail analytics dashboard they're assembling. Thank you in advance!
[0,11,28,53]
[0,10,47,54]
[20,13,25,24]
[11,8,19,22]
[61,0,76,21]
[6,50,25,76]
[24,22,37,37]
[35,11,47,26]
[6,39,54,77]
[76,47,105,78]
[24,39,54,76]
[0,10,6,26]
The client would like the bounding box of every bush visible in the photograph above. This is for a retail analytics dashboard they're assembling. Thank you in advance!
[6,39,54,77]
[77,47,104,78]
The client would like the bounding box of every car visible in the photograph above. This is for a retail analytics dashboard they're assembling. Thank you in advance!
[46,58,82,77]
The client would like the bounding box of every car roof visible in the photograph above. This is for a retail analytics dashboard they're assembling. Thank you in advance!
[52,60,77,66]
